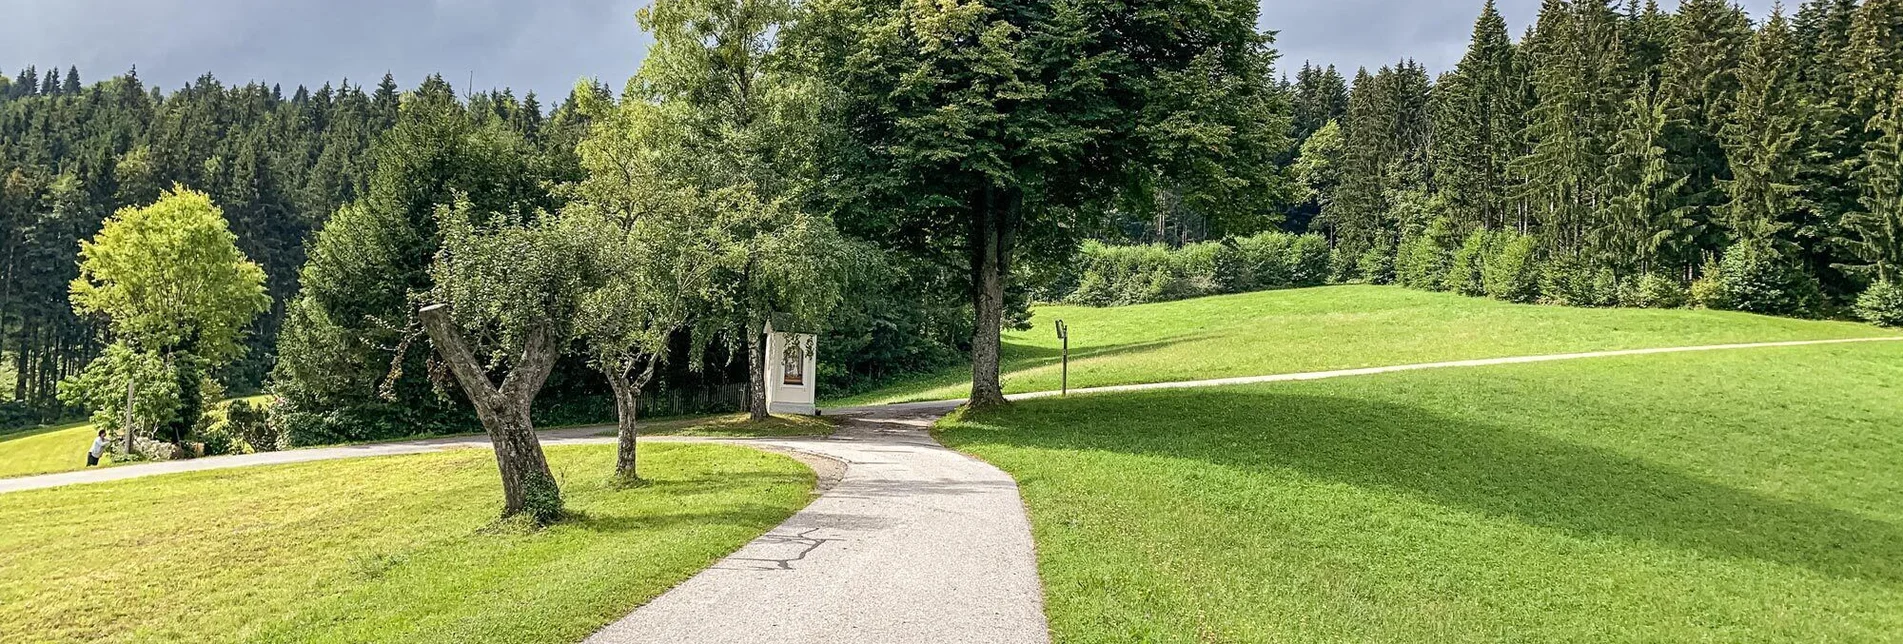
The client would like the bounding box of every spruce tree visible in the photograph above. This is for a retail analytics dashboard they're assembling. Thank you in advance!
[1722,8,1806,247]
[1845,84,1903,283]
[1435,0,1520,234]
[1657,0,1753,264]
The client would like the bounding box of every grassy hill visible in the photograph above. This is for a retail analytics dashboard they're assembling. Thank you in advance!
[0,394,272,479]
[829,285,1895,406]
[939,340,1903,641]
[0,443,813,643]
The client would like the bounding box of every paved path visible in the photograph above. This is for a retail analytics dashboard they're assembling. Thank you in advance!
[584,404,1048,644]
[823,336,1903,414]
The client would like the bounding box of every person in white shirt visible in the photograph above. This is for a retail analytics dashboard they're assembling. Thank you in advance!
[87,429,107,467]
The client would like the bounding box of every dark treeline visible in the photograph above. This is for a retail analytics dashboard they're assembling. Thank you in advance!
[1281,0,1903,319]
[0,66,585,425]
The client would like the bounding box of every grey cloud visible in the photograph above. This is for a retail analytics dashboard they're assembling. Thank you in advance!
[0,0,1792,100]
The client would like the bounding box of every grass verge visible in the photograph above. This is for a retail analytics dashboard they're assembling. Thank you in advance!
[0,442,812,643]
[831,284,1895,406]
[938,341,1903,642]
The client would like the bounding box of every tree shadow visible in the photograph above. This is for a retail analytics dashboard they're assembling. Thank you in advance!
[962,390,1903,583]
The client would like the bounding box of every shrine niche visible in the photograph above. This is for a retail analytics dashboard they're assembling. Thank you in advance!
[763,318,818,415]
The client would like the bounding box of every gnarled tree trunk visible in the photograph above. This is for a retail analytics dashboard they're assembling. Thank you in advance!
[419,304,563,520]
[604,356,659,480]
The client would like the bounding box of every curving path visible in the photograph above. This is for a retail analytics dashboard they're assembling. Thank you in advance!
[583,404,1048,644]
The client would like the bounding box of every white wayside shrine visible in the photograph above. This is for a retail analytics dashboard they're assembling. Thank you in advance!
[763,318,819,415]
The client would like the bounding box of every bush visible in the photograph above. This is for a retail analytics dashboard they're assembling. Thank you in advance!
[1287,235,1332,287]
[1540,255,1619,307]
[1696,242,1822,317]
[1356,239,1395,285]
[227,399,280,452]
[1395,220,1454,291]
[1443,230,1495,296]
[1328,245,1359,284]
[1632,273,1689,309]
[1235,232,1294,288]
[1856,279,1903,327]
[1209,242,1255,293]
[1173,242,1224,297]
[1483,233,1542,303]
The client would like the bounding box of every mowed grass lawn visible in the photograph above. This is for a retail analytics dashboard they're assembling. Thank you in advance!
[0,442,813,643]
[830,285,1896,406]
[939,341,1903,642]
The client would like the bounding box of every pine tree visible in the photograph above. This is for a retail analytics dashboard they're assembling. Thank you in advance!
[1434,0,1521,234]
[1600,86,1689,274]
[61,67,80,95]
[1845,84,1903,282]
[1722,8,1807,247]
[1515,0,1631,257]
[1657,0,1753,264]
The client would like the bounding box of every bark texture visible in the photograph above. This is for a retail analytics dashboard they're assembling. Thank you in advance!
[747,327,770,421]
[604,357,659,479]
[967,186,1017,409]
[419,304,563,520]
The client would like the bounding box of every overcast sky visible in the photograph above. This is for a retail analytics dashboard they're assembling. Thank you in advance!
[1,0,1785,100]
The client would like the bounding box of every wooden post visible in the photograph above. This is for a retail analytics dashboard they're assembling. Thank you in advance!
[123,375,135,456]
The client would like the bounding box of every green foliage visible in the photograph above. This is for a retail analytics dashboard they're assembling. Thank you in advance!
[1697,241,1824,316]
[1444,229,1500,296]
[1395,219,1455,291]
[54,343,179,442]
[1633,273,1691,309]
[1855,279,1903,326]
[1063,233,1334,307]
[1288,235,1334,287]
[1540,255,1619,307]
[1483,232,1542,303]
[1356,237,1396,285]
[70,187,270,364]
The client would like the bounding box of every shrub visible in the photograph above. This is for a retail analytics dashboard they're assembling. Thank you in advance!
[1632,273,1689,308]
[1173,242,1224,297]
[1540,255,1618,307]
[226,399,281,452]
[1209,242,1255,293]
[1356,239,1395,285]
[1698,242,1822,317]
[1235,232,1294,288]
[1395,220,1454,291]
[1070,270,1117,307]
[1287,235,1332,287]
[1483,233,1542,303]
[1328,245,1359,283]
[1444,230,1495,296]
[1856,279,1903,327]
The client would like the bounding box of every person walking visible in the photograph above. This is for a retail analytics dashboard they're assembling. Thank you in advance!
[87,429,108,467]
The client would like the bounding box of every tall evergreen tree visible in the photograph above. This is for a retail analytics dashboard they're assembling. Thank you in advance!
[1722,8,1807,247]
[1435,0,1522,234]
[1657,0,1753,263]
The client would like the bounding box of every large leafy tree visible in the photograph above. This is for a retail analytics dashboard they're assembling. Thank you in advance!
[627,0,852,421]
[792,0,1288,407]
[67,187,268,448]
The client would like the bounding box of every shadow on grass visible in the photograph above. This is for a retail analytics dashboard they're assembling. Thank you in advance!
[953,390,1903,583]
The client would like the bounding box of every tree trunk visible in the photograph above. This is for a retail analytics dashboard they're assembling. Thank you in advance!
[419,304,563,521]
[747,326,769,421]
[968,185,1017,409]
[604,357,657,480]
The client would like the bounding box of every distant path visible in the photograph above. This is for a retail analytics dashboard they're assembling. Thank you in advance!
[823,336,1903,414]
[6,336,1898,496]
[584,404,1048,644]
